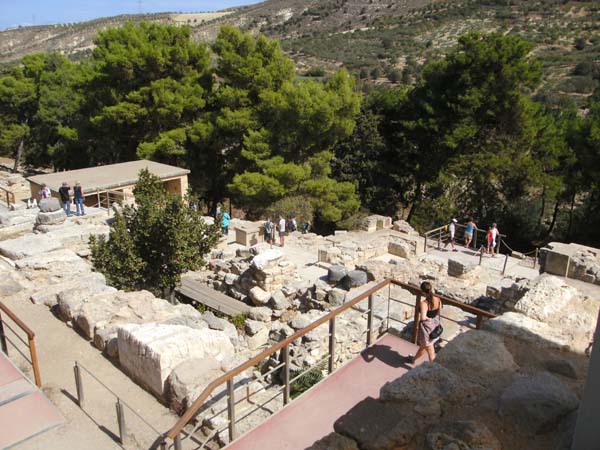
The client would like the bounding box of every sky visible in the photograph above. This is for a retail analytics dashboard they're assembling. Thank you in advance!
[0,0,259,30]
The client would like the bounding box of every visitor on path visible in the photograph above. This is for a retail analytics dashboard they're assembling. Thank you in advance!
[302,221,310,234]
[464,217,477,249]
[287,217,297,232]
[215,204,221,218]
[489,222,500,256]
[40,183,51,200]
[408,281,442,364]
[278,215,286,247]
[73,181,85,216]
[444,218,458,251]
[221,211,231,235]
[58,182,72,216]
[263,217,274,247]
[26,197,37,209]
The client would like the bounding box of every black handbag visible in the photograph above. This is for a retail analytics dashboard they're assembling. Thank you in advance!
[429,324,443,340]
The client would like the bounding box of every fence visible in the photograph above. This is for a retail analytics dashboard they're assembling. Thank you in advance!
[158,278,497,450]
[0,185,16,208]
[73,361,163,448]
[0,301,42,387]
[92,189,129,215]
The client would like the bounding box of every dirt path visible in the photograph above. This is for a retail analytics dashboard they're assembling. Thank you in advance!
[3,293,178,450]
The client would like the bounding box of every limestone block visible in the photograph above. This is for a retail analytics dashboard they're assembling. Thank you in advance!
[75,292,123,339]
[248,307,272,322]
[307,433,359,450]
[57,284,117,321]
[341,270,368,290]
[117,323,235,397]
[425,421,501,450]
[30,272,106,306]
[388,240,411,258]
[328,265,347,284]
[0,271,29,296]
[247,326,270,350]
[447,258,476,278]
[251,249,283,271]
[328,288,347,307]
[15,249,82,269]
[35,209,66,226]
[269,290,290,310]
[249,286,270,306]
[39,198,61,213]
[513,274,577,321]
[0,233,63,260]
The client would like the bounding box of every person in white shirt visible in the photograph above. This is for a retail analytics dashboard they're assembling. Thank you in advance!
[40,183,51,200]
[278,215,286,247]
[444,218,458,251]
[490,223,500,256]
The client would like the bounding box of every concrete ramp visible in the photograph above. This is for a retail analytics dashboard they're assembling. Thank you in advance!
[225,334,420,450]
[0,352,63,448]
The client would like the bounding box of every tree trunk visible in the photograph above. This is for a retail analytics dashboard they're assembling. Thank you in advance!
[13,139,24,173]
[406,182,421,223]
[537,185,546,232]
[545,199,560,239]
[164,287,176,305]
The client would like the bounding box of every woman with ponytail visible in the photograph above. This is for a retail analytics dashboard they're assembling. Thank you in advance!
[408,281,442,363]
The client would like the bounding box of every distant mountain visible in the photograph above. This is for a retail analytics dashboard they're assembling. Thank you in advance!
[1,0,598,107]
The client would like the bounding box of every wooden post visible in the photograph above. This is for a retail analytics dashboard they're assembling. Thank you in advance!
[174,434,182,450]
[116,399,128,444]
[412,294,421,344]
[29,337,42,387]
[476,315,483,330]
[424,235,428,253]
[96,189,100,209]
[534,248,539,269]
[502,254,509,275]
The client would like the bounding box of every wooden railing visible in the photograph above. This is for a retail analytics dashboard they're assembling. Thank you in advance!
[0,301,42,387]
[158,278,497,450]
[93,188,128,215]
[424,222,507,254]
[0,185,16,207]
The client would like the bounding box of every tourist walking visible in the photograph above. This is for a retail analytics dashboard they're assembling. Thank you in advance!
[221,211,231,235]
[464,217,477,249]
[489,222,500,256]
[278,215,286,247]
[263,217,274,247]
[58,182,71,216]
[73,181,85,216]
[40,183,51,200]
[408,281,442,363]
[444,218,458,251]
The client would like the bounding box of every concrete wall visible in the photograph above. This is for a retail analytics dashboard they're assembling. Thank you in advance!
[572,310,600,449]
[163,175,188,197]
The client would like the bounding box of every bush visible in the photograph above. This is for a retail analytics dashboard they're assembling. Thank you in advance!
[304,67,326,77]
[290,365,324,399]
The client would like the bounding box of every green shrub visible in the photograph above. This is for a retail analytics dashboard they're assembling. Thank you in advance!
[290,365,324,399]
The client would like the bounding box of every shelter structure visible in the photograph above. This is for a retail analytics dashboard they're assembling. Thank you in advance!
[27,160,189,207]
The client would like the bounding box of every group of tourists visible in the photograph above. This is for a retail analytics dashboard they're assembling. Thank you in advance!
[262,215,298,248]
[57,181,85,216]
[27,181,85,216]
[443,217,500,256]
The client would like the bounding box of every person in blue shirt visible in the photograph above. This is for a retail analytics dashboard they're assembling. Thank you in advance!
[464,217,477,249]
[221,211,231,235]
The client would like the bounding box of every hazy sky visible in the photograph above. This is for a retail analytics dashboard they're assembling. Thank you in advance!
[0,0,258,30]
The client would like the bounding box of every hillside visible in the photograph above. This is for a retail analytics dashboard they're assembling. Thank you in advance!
[0,0,599,107]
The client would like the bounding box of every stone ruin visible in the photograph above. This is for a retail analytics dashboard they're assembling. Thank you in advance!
[540,241,600,285]
[1,191,599,449]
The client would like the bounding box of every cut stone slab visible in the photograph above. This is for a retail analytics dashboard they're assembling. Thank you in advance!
[15,249,83,269]
[328,265,347,284]
[513,274,577,322]
[0,234,63,260]
[251,249,283,270]
[249,286,270,306]
[341,270,368,290]
[30,272,107,306]
[248,307,272,322]
[117,323,235,398]
[164,357,226,414]
[57,284,117,321]
[35,209,66,226]
[447,258,476,278]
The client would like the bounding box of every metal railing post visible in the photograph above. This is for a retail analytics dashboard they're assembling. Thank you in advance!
[366,295,374,347]
[412,294,421,344]
[502,254,509,275]
[28,337,42,387]
[227,379,236,442]
[74,362,84,407]
[424,235,427,253]
[116,399,127,444]
[479,247,483,265]
[437,229,441,249]
[328,318,336,373]
[534,248,539,269]
[476,315,483,330]
[174,433,182,450]
[0,312,7,354]
[96,189,100,209]
[283,345,290,405]
[473,228,478,249]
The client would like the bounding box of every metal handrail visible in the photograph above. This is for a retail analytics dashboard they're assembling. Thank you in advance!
[161,278,497,448]
[0,300,42,387]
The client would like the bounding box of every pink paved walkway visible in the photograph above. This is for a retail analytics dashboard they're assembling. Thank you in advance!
[226,334,420,450]
[0,352,63,449]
